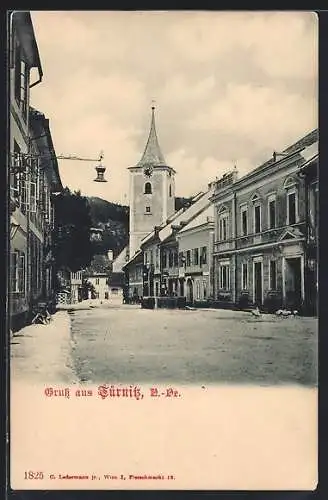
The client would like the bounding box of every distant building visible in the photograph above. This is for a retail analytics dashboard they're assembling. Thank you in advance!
[85,273,109,300]
[176,204,215,303]
[70,271,83,303]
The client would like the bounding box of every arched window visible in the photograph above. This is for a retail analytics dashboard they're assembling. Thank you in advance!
[144,182,152,194]
[169,184,172,197]
[218,206,229,241]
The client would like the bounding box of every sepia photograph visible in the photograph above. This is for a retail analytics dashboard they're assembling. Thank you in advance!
[8,10,318,491]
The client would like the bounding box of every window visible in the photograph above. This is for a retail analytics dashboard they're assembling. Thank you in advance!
[201,246,207,265]
[169,185,172,197]
[96,278,99,285]
[254,204,261,233]
[11,252,18,292]
[241,206,248,236]
[11,251,26,294]
[169,251,174,267]
[269,260,277,290]
[186,250,191,267]
[219,264,230,290]
[218,207,229,241]
[14,39,21,104]
[11,141,21,200]
[174,251,179,267]
[144,182,152,194]
[203,280,207,299]
[150,250,154,265]
[196,281,201,300]
[144,251,149,264]
[287,192,296,225]
[145,206,151,213]
[193,248,199,266]
[156,247,159,268]
[268,196,276,229]
[179,251,185,267]
[162,252,167,268]
[242,263,248,290]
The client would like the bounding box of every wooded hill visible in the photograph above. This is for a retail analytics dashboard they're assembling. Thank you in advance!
[87,196,193,258]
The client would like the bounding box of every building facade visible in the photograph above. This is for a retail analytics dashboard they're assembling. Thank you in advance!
[176,204,215,304]
[211,129,318,314]
[9,12,62,329]
[85,274,109,300]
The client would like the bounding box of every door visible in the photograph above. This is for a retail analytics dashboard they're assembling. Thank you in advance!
[187,279,193,303]
[285,257,302,309]
[254,262,262,306]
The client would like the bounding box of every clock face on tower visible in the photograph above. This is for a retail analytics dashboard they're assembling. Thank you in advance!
[143,165,153,178]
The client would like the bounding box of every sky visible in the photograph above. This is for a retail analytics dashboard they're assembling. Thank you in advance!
[30,11,318,205]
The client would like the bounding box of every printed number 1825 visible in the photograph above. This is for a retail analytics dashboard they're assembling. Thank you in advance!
[24,471,44,480]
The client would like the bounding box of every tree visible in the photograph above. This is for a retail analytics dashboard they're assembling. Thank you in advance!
[53,188,94,272]
[81,279,97,300]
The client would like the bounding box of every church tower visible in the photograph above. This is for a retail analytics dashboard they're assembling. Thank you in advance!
[128,106,176,257]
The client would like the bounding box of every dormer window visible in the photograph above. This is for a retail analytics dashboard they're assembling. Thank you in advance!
[144,182,152,194]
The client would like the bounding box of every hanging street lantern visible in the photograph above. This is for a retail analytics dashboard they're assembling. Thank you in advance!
[94,152,107,183]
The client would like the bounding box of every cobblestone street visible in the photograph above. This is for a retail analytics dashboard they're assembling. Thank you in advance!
[10,302,317,386]
[69,305,317,386]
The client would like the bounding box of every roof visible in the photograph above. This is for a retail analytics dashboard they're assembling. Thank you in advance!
[12,12,43,77]
[29,107,63,191]
[140,184,215,248]
[134,107,167,169]
[123,249,143,269]
[112,246,128,273]
[234,128,318,185]
[178,204,215,234]
[300,141,318,165]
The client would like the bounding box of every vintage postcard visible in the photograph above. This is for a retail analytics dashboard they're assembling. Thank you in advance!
[8,10,318,491]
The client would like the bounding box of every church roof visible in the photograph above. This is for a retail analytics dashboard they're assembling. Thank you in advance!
[136,106,167,168]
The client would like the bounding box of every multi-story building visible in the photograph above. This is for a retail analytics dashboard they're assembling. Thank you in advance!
[176,203,215,304]
[211,129,318,314]
[9,12,62,330]
[139,187,215,300]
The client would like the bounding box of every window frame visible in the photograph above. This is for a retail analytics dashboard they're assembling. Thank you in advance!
[144,182,152,195]
[253,203,261,234]
[267,193,277,230]
[218,207,229,241]
[219,262,230,290]
[240,204,248,236]
[286,189,297,226]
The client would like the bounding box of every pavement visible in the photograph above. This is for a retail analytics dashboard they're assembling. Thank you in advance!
[10,310,78,384]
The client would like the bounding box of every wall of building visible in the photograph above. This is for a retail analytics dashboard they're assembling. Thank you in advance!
[129,167,175,256]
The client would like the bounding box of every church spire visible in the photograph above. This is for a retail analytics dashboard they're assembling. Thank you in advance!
[137,105,167,168]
